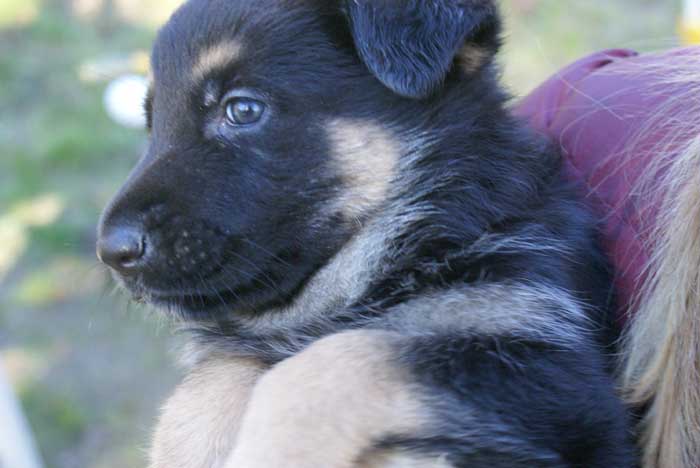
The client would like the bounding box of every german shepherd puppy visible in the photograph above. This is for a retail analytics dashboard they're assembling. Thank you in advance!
[97,0,636,466]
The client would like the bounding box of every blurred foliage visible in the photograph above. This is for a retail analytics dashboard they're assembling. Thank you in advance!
[20,384,88,459]
[0,0,679,467]
[0,0,39,28]
[1,1,182,467]
[501,0,678,94]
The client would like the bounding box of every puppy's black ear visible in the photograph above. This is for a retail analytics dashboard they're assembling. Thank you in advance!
[343,0,500,98]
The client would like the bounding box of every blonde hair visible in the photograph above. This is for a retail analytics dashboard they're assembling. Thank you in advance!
[619,52,700,468]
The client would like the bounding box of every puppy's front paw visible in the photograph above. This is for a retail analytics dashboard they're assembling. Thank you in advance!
[223,331,427,468]
[149,357,266,468]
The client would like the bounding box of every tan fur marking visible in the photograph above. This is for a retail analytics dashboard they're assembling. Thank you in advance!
[192,41,243,81]
[326,119,400,219]
[149,357,267,468]
[238,202,426,340]
[458,44,489,75]
[384,282,588,342]
[224,331,427,468]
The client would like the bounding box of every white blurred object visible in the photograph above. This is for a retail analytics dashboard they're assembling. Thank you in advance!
[684,0,700,22]
[103,74,149,129]
[681,0,700,44]
[79,51,150,83]
[0,364,44,468]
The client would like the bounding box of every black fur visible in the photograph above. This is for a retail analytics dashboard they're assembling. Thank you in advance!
[98,0,636,466]
[382,334,633,467]
[344,0,500,97]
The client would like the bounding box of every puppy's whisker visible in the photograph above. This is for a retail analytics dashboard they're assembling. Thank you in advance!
[196,271,227,310]
[225,250,282,294]
[240,237,292,267]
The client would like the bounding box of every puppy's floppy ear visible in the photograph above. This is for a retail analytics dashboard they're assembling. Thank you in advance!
[343,0,500,99]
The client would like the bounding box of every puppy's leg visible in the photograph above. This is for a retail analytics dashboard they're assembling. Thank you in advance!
[223,330,634,468]
[223,330,432,468]
[149,356,267,468]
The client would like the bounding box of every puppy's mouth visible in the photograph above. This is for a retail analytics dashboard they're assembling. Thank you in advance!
[102,205,311,316]
[117,273,254,314]
[103,207,281,314]
[147,289,240,312]
[113,254,292,317]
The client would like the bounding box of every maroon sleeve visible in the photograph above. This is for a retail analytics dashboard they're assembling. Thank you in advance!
[515,47,700,321]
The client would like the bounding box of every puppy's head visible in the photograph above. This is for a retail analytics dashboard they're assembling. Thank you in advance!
[97,0,500,317]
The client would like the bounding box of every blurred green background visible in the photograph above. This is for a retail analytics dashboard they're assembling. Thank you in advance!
[0,0,681,467]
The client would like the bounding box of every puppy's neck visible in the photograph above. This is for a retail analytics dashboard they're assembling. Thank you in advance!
[179,173,427,366]
[175,229,364,365]
[243,198,422,327]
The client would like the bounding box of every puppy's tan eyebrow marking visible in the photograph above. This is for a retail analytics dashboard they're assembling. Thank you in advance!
[458,44,489,75]
[192,40,243,82]
[202,80,221,107]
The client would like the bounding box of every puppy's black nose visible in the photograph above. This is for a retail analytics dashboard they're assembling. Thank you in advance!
[97,227,146,273]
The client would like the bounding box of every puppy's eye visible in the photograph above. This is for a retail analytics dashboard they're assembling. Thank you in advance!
[225,98,265,126]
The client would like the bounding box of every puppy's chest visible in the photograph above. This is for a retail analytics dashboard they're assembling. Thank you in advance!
[188,279,585,367]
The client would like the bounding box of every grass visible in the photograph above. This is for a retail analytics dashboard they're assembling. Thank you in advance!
[500,0,679,94]
[1,2,181,468]
[0,1,680,467]
[20,385,88,460]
